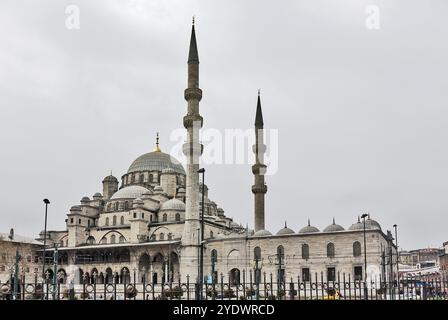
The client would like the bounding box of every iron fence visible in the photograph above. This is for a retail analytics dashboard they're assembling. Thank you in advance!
[1,271,447,301]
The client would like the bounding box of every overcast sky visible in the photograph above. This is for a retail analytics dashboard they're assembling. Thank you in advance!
[0,0,447,250]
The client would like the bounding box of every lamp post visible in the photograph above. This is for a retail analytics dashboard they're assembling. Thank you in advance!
[42,199,50,281]
[393,224,399,292]
[361,213,368,300]
[198,168,205,300]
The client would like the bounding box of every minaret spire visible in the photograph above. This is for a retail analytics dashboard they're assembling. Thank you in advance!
[180,20,204,283]
[252,91,268,232]
[154,132,161,152]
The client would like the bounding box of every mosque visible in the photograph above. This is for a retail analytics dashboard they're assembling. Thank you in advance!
[31,22,397,287]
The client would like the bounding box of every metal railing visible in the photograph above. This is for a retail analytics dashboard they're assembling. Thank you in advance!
[1,271,447,300]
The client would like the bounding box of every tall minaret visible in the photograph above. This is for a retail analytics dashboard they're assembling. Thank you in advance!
[252,91,268,232]
[180,19,203,282]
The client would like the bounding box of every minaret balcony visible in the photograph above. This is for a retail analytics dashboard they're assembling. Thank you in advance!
[182,142,204,157]
[184,88,202,101]
[252,184,267,194]
[252,164,267,175]
[183,114,203,129]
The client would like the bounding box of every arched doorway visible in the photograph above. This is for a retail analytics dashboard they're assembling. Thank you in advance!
[139,254,151,282]
[45,269,54,284]
[105,268,113,284]
[98,272,104,284]
[77,268,84,284]
[229,268,240,286]
[152,253,164,284]
[57,269,66,284]
[120,267,131,284]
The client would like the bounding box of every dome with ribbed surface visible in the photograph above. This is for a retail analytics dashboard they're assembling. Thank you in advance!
[128,151,185,175]
[276,222,295,235]
[365,216,382,230]
[160,198,185,211]
[349,217,364,230]
[110,185,150,200]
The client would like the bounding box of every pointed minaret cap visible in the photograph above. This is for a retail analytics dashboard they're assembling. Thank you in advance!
[188,17,199,64]
[255,89,264,127]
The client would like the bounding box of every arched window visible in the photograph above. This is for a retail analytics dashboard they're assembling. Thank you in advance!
[149,174,153,182]
[124,202,128,210]
[277,245,285,261]
[130,174,135,183]
[159,233,164,241]
[167,233,172,240]
[114,202,119,211]
[107,203,112,211]
[120,216,125,225]
[87,236,95,245]
[211,250,218,263]
[119,236,125,243]
[175,213,180,222]
[210,231,214,238]
[105,218,109,226]
[139,174,144,183]
[110,234,116,244]
[254,247,261,261]
[163,214,167,222]
[101,237,107,244]
[353,241,362,257]
[113,216,117,226]
[302,244,310,260]
[60,240,64,247]
[327,242,335,258]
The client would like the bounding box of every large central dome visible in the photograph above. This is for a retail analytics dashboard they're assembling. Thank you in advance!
[128,151,185,175]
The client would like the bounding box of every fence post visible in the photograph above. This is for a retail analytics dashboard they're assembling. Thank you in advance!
[289,278,295,300]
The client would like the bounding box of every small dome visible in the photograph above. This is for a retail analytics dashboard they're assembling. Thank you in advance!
[349,217,364,230]
[102,175,118,182]
[110,185,150,200]
[323,218,345,232]
[177,188,186,193]
[70,205,81,211]
[92,192,102,198]
[154,185,164,192]
[162,167,176,174]
[299,220,320,234]
[160,198,185,211]
[230,221,240,228]
[276,222,295,235]
[253,229,272,237]
[365,215,382,230]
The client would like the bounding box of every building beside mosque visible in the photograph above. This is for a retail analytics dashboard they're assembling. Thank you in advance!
[3,23,398,287]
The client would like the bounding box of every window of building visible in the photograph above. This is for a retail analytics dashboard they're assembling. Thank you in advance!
[175,213,180,222]
[163,214,167,222]
[34,256,39,263]
[26,267,30,273]
[353,241,362,257]
[110,234,116,244]
[113,216,117,226]
[120,216,125,225]
[302,268,311,282]
[301,244,310,260]
[168,233,172,240]
[149,174,153,182]
[124,202,128,210]
[210,231,214,238]
[101,237,107,244]
[277,245,285,263]
[70,218,74,224]
[133,212,136,219]
[150,234,156,241]
[119,236,125,243]
[254,247,262,261]
[0,266,5,272]
[78,219,81,224]
[139,174,144,183]
[327,243,335,258]
[105,217,109,226]
[354,266,363,281]
[27,256,31,263]
[159,233,164,241]
[327,267,336,282]
[115,202,119,211]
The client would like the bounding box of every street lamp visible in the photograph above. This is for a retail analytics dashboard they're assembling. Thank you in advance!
[393,224,399,294]
[361,213,368,300]
[198,168,205,300]
[42,199,50,281]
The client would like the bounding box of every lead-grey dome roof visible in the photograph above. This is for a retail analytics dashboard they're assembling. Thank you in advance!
[128,151,185,175]
[253,229,272,237]
[323,218,345,232]
[110,185,150,200]
[299,220,320,234]
[160,198,186,211]
[365,216,382,230]
[276,222,295,235]
[349,217,364,230]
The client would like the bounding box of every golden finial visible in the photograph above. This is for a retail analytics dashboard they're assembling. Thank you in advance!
[154,132,161,152]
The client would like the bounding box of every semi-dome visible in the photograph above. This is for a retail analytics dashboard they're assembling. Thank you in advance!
[160,198,186,211]
[276,222,295,235]
[323,218,345,232]
[253,229,272,237]
[110,185,150,200]
[128,151,185,175]
[299,219,320,234]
